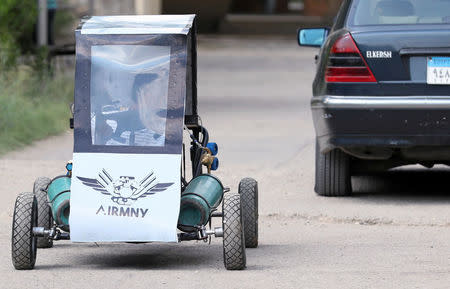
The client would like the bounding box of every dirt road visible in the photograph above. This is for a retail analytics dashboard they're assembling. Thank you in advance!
[1,36,449,289]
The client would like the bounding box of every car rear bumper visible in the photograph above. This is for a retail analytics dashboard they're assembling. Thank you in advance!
[312,95,450,154]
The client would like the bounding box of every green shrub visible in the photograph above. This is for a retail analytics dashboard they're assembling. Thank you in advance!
[0,68,73,154]
[0,0,37,68]
[0,1,75,154]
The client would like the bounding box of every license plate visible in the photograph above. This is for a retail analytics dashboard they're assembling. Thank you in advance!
[427,57,450,85]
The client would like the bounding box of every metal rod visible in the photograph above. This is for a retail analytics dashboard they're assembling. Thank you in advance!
[37,0,48,46]
[211,211,223,217]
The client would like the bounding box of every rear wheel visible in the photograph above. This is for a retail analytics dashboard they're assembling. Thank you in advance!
[315,141,352,196]
[11,192,38,270]
[239,178,258,248]
[33,177,53,248]
[222,194,246,270]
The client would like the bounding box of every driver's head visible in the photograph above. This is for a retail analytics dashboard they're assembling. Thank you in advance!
[131,73,167,135]
[131,73,159,104]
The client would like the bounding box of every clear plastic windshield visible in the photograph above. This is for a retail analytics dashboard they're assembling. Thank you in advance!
[90,45,170,147]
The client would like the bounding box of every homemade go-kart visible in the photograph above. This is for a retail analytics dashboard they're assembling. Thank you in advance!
[11,15,258,270]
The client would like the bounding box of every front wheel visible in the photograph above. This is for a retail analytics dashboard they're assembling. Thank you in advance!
[239,178,258,248]
[315,141,352,197]
[33,177,53,248]
[222,194,246,270]
[11,192,38,270]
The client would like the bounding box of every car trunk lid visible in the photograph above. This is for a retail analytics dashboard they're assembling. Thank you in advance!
[351,27,450,94]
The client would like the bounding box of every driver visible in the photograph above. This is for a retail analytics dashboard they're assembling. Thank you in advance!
[104,73,167,146]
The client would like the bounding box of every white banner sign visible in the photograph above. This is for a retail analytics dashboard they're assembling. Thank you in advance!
[70,153,180,242]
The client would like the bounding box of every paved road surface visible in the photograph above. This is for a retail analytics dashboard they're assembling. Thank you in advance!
[0,36,449,289]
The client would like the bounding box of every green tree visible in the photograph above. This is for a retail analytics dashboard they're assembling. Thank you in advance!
[0,0,37,68]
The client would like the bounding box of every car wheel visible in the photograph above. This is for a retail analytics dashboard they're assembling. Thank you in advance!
[11,192,38,270]
[33,177,53,248]
[315,141,352,196]
[238,178,258,248]
[222,193,246,270]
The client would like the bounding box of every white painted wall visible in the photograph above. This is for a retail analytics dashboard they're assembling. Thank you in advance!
[94,0,135,15]
[135,0,162,15]
[67,0,162,15]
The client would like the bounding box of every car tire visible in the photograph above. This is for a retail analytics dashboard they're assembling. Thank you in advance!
[238,178,258,248]
[315,141,352,196]
[222,193,246,270]
[33,177,53,248]
[11,192,38,270]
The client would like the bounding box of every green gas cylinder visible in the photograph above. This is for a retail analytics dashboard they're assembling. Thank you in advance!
[47,176,71,230]
[178,174,224,232]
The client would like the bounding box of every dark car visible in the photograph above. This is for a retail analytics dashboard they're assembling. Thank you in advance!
[298,0,450,196]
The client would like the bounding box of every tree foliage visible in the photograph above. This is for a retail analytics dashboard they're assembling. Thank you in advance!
[0,0,37,68]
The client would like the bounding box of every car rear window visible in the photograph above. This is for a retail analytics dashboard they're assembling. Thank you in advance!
[349,0,450,26]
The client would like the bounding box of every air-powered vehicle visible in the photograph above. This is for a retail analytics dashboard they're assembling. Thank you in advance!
[11,15,258,270]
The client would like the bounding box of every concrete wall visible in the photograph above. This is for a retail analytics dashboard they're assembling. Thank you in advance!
[303,0,344,17]
[69,0,341,17]
[135,0,161,15]
[68,0,162,15]
[162,0,232,32]
[93,0,135,15]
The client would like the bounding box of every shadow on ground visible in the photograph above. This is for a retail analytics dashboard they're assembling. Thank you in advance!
[352,168,450,203]
[31,243,287,271]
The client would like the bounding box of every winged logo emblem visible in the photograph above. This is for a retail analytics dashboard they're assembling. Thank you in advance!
[77,169,174,206]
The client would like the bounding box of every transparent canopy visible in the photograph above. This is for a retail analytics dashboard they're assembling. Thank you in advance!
[74,15,197,154]
[90,45,170,147]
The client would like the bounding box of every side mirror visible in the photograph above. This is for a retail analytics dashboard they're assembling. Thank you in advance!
[297,28,329,47]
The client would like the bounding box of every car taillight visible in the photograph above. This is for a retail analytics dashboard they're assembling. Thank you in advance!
[326,33,376,83]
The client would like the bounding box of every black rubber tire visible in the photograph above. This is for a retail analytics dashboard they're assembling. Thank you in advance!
[11,192,38,270]
[239,178,258,248]
[315,141,352,197]
[222,194,246,270]
[33,177,53,248]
